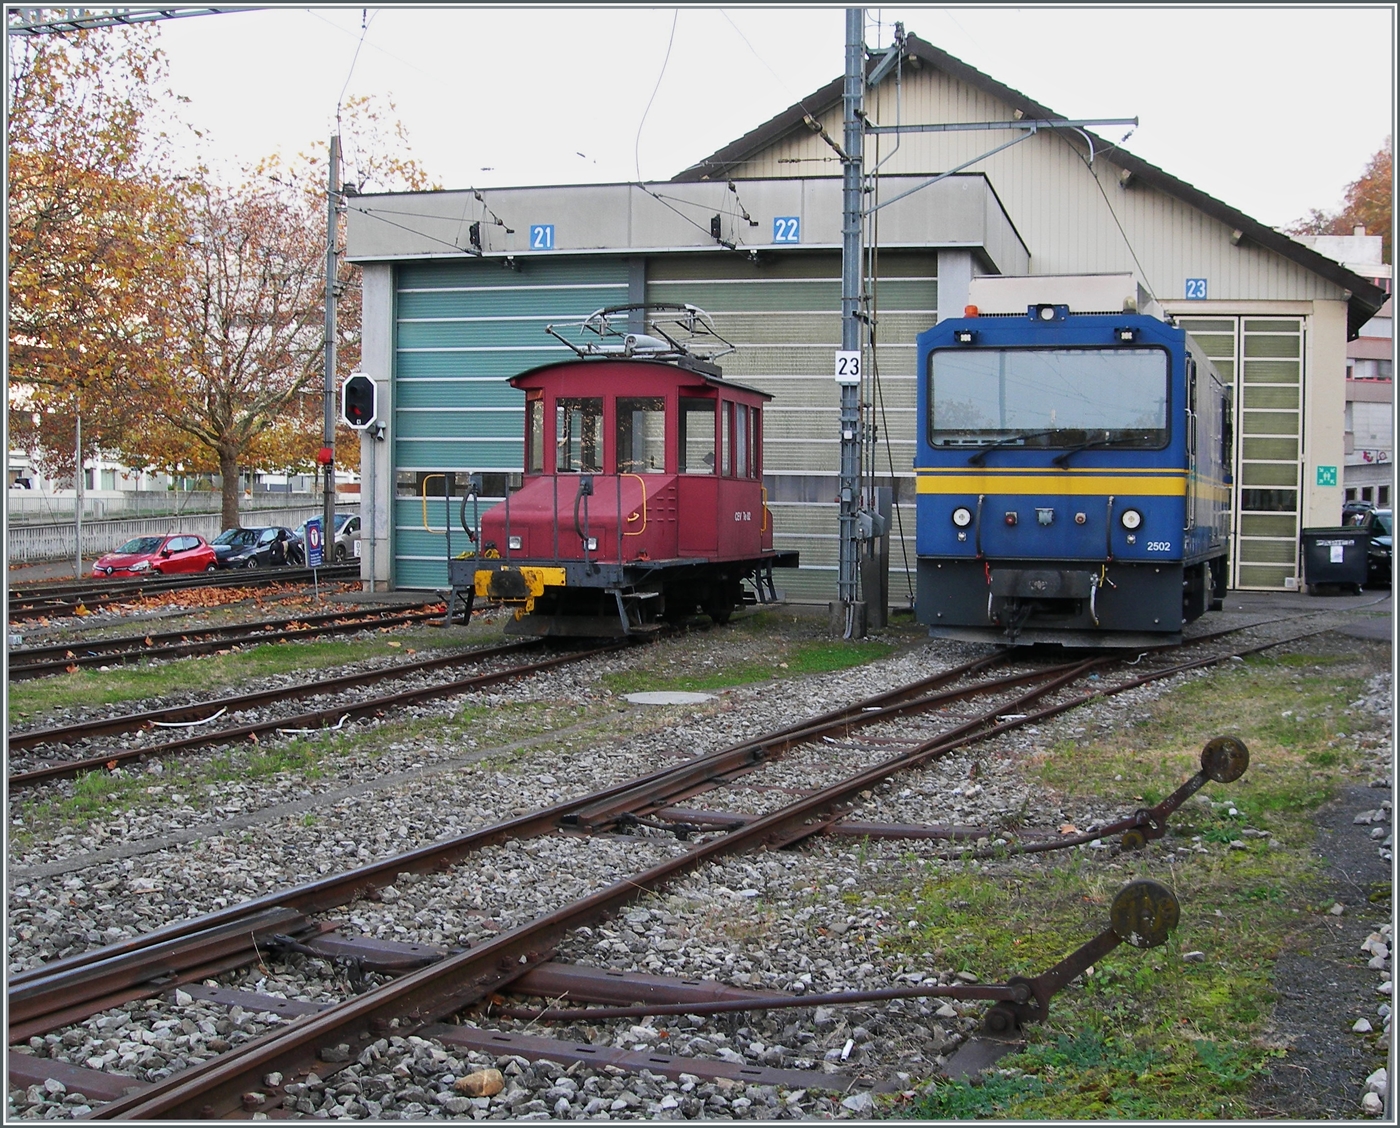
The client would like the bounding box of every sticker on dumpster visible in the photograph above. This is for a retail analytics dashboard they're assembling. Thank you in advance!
[1315,539,1355,547]
[1331,545,1345,563]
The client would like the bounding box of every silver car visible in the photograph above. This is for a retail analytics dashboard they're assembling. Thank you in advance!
[288,513,362,565]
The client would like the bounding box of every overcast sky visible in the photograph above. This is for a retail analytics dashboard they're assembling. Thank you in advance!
[151,5,1395,231]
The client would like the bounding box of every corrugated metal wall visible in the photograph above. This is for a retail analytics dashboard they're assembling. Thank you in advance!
[648,252,936,603]
[392,258,629,588]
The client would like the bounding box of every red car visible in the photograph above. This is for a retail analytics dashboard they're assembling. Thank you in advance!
[91,534,218,578]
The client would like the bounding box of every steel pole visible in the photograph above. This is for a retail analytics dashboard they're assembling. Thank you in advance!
[837,7,865,630]
[74,398,83,579]
[323,135,340,545]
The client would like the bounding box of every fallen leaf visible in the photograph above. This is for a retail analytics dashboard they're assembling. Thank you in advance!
[387,641,401,648]
[105,760,118,771]
[1059,824,1079,835]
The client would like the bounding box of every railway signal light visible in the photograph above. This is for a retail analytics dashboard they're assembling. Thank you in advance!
[341,373,376,429]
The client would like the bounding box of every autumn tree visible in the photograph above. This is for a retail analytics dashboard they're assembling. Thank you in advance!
[9,25,433,528]
[115,172,329,529]
[6,26,188,480]
[1288,136,1392,264]
[123,96,436,529]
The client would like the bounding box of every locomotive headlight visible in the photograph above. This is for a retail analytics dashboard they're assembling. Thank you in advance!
[507,535,523,551]
[1121,508,1143,530]
[951,506,973,528]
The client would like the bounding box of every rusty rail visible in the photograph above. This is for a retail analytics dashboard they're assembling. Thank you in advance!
[9,642,608,790]
[8,605,444,679]
[9,640,542,753]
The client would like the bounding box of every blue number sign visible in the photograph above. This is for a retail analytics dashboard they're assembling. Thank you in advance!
[305,517,324,569]
[529,224,555,250]
[1185,278,1208,300]
[772,216,800,244]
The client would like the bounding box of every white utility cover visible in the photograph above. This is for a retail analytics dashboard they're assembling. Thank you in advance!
[967,273,1147,316]
[624,691,716,706]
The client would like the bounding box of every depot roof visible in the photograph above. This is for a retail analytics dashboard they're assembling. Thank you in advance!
[673,33,1389,339]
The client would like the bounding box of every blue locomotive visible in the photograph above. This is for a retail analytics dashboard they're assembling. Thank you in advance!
[915,300,1231,646]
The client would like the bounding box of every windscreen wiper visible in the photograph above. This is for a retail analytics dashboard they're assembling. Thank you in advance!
[1051,432,1115,468]
[966,429,1062,466]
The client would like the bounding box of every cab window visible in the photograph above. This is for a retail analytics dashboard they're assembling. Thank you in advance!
[736,403,750,478]
[616,397,666,473]
[720,402,733,476]
[679,397,715,474]
[556,397,604,472]
[525,395,544,474]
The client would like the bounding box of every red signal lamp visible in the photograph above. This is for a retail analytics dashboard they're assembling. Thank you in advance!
[315,446,334,466]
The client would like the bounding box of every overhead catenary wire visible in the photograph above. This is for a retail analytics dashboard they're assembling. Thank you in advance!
[1065,129,1160,305]
[720,9,816,114]
[634,184,742,251]
[634,9,679,184]
[342,201,481,257]
[334,8,373,131]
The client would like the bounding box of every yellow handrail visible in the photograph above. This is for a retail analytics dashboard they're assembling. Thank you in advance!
[622,474,648,536]
[421,474,446,532]
[760,485,770,533]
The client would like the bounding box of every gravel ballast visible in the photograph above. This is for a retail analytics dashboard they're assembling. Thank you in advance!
[7,596,1392,1119]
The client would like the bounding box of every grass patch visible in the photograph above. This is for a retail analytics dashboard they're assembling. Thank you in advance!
[905,1030,1274,1119]
[7,634,477,724]
[601,636,893,695]
[1033,650,1380,846]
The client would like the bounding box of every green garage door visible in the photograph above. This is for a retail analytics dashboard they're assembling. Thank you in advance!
[1178,316,1305,591]
[648,252,936,604]
[392,258,629,588]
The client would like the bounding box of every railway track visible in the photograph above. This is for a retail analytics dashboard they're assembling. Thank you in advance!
[7,602,445,680]
[8,639,625,788]
[7,627,1292,1116]
[6,565,364,623]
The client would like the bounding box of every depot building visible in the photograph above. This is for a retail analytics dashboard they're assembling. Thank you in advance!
[345,34,1388,600]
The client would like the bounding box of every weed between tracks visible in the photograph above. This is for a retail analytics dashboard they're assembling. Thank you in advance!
[602,612,895,695]
[6,630,457,724]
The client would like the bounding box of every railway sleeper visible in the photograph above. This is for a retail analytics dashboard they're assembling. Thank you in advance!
[6,924,457,1047]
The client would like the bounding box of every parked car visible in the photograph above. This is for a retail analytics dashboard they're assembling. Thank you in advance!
[1347,507,1393,586]
[211,526,295,570]
[92,534,218,578]
[287,513,361,565]
[1343,500,1377,525]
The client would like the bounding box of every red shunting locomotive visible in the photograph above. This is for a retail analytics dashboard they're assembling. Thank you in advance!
[453,305,797,636]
